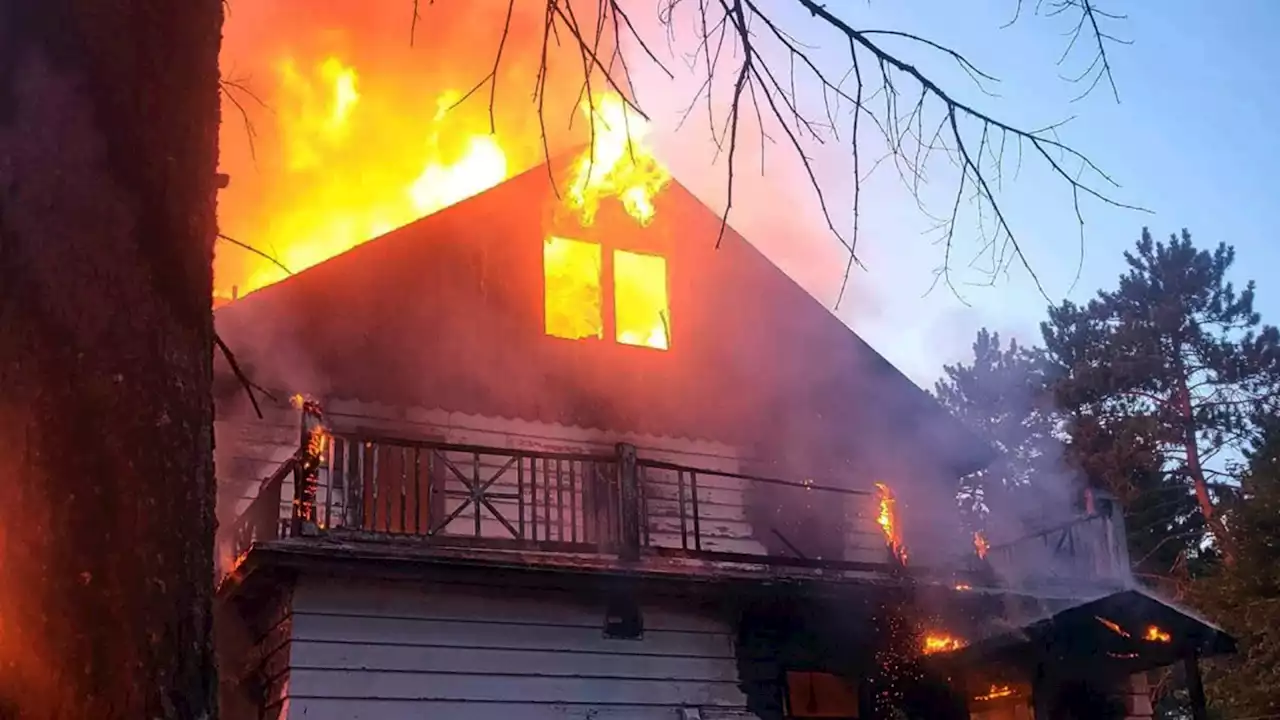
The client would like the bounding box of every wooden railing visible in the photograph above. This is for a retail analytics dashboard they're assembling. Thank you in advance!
[223,406,1130,590]
[984,490,1131,588]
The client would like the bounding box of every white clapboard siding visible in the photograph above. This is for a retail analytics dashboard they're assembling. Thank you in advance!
[641,463,763,556]
[215,415,298,520]
[845,492,893,564]
[279,577,750,720]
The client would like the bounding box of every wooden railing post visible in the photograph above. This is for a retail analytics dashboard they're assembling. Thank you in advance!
[1087,487,1129,579]
[616,443,640,561]
[291,399,324,537]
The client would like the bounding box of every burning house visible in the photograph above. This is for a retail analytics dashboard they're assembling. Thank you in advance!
[212,94,1234,720]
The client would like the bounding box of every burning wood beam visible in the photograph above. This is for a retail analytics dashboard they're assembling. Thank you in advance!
[874,482,907,564]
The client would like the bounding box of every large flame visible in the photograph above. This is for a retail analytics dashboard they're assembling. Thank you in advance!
[218,3,675,356]
[218,56,509,299]
[216,1,603,301]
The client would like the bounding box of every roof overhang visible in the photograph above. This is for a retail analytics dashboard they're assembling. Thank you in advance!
[937,587,1236,677]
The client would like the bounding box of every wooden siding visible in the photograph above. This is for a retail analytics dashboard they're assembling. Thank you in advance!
[217,582,296,720]
[278,575,751,719]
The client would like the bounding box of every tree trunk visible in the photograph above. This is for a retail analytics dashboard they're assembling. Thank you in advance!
[0,1,222,717]
[1174,367,1235,565]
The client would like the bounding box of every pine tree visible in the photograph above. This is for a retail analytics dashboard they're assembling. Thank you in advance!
[1041,228,1280,564]
[933,329,1064,534]
[1192,415,1280,717]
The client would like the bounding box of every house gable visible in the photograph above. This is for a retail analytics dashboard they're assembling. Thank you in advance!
[214,158,993,482]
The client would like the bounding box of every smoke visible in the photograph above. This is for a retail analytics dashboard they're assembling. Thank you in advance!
[212,1,1120,609]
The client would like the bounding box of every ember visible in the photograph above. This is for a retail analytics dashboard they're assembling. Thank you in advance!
[921,633,965,655]
[1144,625,1172,643]
[874,482,908,563]
[973,684,1015,702]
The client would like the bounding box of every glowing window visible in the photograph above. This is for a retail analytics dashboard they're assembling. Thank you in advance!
[613,250,670,350]
[544,236,603,341]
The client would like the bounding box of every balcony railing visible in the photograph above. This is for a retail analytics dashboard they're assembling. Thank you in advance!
[222,404,1130,591]
[984,491,1131,588]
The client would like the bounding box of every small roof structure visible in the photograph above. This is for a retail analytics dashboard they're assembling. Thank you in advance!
[943,586,1236,678]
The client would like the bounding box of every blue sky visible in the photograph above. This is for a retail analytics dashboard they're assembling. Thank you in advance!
[643,0,1280,387]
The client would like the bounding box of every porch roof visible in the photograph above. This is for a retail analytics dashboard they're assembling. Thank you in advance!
[942,586,1235,676]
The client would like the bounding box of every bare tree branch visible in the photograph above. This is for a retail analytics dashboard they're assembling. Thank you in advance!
[412,0,1145,305]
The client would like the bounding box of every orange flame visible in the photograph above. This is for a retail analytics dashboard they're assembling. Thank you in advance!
[217,54,510,299]
[1144,625,1171,643]
[1095,616,1131,638]
[215,1,594,302]
[974,531,989,559]
[973,685,1015,702]
[565,92,671,227]
[922,632,965,655]
[874,482,907,563]
[543,95,672,351]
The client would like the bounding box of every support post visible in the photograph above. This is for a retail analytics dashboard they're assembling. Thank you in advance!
[1184,654,1208,720]
[616,443,640,561]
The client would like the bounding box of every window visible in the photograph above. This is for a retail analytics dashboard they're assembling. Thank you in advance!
[613,249,669,350]
[544,236,603,341]
[542,237,671,351]
[784,671,859,718]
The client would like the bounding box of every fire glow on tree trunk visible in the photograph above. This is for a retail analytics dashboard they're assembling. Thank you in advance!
[0,1,222,716]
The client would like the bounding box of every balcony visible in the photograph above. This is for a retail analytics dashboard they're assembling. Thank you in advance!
[220,403,1131,593]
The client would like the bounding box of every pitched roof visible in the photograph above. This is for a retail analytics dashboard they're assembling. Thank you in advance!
[215,159,995,478]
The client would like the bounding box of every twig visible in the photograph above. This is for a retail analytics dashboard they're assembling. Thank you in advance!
[216,233,292,277]
[214,333,272,419]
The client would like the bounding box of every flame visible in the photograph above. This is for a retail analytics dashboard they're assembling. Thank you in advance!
[973,685,1015,702]
[874,482,907,563]
[922,633,965,655]
[565,93,671,227]
[217,55,510,298]
[543,95,672,351]
[1144,625,1172,643]
[1095,616,1131,638]
[543,236,604,341]
[974,531,989,559]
